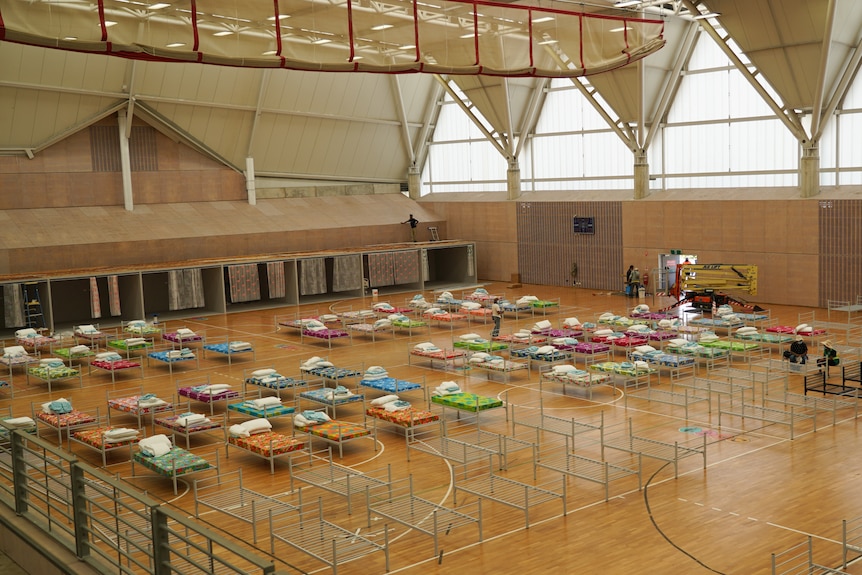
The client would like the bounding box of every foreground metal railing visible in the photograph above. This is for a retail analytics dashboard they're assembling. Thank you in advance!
[0,424,278,575]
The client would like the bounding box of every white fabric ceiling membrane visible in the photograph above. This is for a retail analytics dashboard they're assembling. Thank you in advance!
[0,0,665,77]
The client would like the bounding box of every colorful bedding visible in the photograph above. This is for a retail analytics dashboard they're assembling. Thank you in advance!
[765,325,827,336]
[735,332,794,344]
[390,318,428,328]
[295,420,371,441]
[17,334,57,349]
[529,299,558,308]
[425,312,467,322]
[700,340,759,351]
[302,328,350,340]
[646,331,679,341]
[301,365,362,380]
[589,362,655,376]
[37,410,96,429]
[366,406,439,427]
[0,355,39,368]
[179,386,240,403]
[629,350,696,367]
[109,339,154,351]
[148,350,196,363]
[229,432,305,456]
[162,332,204,344]
[71,427,137,449]
[431,392,503,412]
[410,349,467,360]
[359,377,422,393]
[541,369,612,387]
[470,360,528,373]
[28,364,80,379]
[91,359,141,371]
[689,318,744,329]
[124,324,161,336]
[611,336,650,348]
[203,342,254,358]
[227,401,297,419]
[531,328,583,338]
[492,333,547,344]
[509,347,572,361]
[133,446,211,476]
[300,388,364,407]
[244,374,304,391]
[499,301,532,313]
[453,339,508,351]
[53,347,94,361]
[665,343,730,358]
[108,395,173,415]
[574,342,610,354]
[155,414,223,434]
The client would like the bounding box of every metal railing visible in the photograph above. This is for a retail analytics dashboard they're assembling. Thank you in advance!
[0,424,278,575]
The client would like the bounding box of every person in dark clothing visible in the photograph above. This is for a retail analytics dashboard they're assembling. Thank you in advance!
[785,335,809,364]
[625,265,634,296]
[402,214,419,241]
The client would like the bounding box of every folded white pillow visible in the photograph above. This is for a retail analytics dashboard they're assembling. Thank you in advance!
[635,345,656,353]
[4,416,35,427]
[414,342,437,350]
[594,329,614,336]
[599,312,616,321]
[15,328,38,338]
[700,333,719,342]
[126,337,147,345]
[669,338,688,346]
[95,351,116,359]
[371,394,399,406]
[736,326,757,334]
[251,396,281,409]
[176,328,195,336]
[633,304,650,313]
[177,414,207,427]
[535,345,556,354]
[77,324,98,334]
[252,368,277,378]
[634,360,650,370]
[563,317,580,327]
[553,364,577,373]
[241,418,272,435]
[319,314,339,322]
[795,324,811,333]
[2,346,27,358]
[461,301,481,310]
[229,424,250,438]
[373,319,391,329]
[204,383,232,394]
[104,428,140,442]
[628,324,650,333]
[138,434,172,457]
[424,307,442,315]
[469,356,486,364]
[534,320,552,330]
[229,341,252,350]
[69,345,90,354]
[460,333,482,341]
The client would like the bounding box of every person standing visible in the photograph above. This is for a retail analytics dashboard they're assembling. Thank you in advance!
[625,265,634,296]
[629,267,641,298]
[491,298,502,337]
[402,214,419,242]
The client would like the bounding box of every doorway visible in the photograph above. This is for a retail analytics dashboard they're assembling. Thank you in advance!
[656,254,697,293]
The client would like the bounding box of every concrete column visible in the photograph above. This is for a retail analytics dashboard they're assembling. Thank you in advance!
[633,149,649,200]
[800,141,820,198]
[507,157,521,200]
[117,110,134,211]
[245,157,257,205]
[407,166,421,199]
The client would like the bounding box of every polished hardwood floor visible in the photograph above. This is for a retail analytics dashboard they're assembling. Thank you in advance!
[4,283,862,575]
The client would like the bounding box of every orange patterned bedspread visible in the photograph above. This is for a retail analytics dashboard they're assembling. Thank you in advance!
[229,432,305,456]
[366,406,439,427]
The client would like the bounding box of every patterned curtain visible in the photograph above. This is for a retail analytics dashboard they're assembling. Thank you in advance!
[267,262,286,299]
[393,250,419,285]
[168,268,206,310]
[300,258,327,296]
[332,255,363,292]
[228,264,261,303]
[367,252,395,287]
[108,275,122,316]
[89,277,102,319]
[3,284,25,328]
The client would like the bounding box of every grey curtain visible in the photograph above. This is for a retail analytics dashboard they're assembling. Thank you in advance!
[332,255,362,292]
[3,284,25,327]
[300,258,327,296]
[168,269,206,310]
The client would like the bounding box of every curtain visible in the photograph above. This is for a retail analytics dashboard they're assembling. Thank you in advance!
[393,250,420,285]
[228,264,261,303]
[89,277,102,319]
[332,255,362,292]
[168,269,206,310]
[108,275,121,316]
[267,262,286,299]
[367,253,395,287]
[300,258,327,296]
[3,284,25,328]
[467,245,475,277]
[421,249,430,282]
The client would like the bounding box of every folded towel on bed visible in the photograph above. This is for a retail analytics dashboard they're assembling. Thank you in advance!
[250,396,281,409]
[177,414,207,427]
[46,400,72,414]
[4,416,35,428]
[176,328,195,336]
[138,434,172,457]
[229,341,252,351]
[138,396,168,408]
[126,338,147,345]
[384,400,411,412]
[69,345,91,354]
[104,428,139,442]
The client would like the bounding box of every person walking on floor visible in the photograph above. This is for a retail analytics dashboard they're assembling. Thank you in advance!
[629,267,641,298]
[491,298,502,338]
[402,214,419,242]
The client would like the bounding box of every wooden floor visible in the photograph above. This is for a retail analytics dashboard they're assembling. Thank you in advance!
[4,283,862,575]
